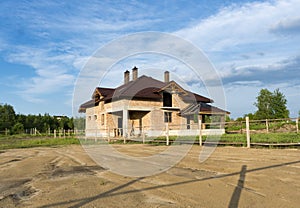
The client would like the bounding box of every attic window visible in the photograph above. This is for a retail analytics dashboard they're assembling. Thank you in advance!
[95,94,100,100]
[163,92,172,107]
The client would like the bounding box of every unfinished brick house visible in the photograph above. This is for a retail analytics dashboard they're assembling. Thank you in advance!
[79,67,229,137]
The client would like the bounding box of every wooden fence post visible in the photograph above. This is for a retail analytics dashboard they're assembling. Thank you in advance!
[266,119,269,133]
[240,121,243,134]
[199,119,202,146]
[166,123,169,146]
[54,129,56,138]
[246,117,250,148]
[296,118,299,133]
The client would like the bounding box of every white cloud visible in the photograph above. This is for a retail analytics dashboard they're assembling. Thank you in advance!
[5,46,76,103]
[270,17,300,35]
[176,0,300,51]
[173,0,300,118]
[174,0,300,87]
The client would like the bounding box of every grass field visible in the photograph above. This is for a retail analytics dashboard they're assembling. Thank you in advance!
[0,135,80,150]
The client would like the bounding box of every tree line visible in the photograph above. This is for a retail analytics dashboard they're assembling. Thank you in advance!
[0,103,85,134]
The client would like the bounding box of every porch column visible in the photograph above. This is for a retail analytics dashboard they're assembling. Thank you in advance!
[123,107,128,138]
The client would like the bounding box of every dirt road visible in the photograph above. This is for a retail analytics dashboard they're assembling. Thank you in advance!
[0,145,299,207]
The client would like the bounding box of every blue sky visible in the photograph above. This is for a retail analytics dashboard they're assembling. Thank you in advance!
[0,0,300,118]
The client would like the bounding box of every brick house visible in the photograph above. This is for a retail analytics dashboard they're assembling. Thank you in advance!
[79,67,229,137]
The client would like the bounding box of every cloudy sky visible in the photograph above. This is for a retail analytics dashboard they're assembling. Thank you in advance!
[0,0,299,118]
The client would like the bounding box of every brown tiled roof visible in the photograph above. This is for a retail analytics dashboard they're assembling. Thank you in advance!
[78,99,99,113]
[79,74,221,113]
[93,87,115,102]
[113,75,165,99]
[200,103,230,114]
[193,93,213,103]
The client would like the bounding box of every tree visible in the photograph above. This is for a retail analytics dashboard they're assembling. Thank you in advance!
[0,103,16,131]
[73,117,85,130]
[271,89,289,118]
[12,122,24,134]
[244,113,255,120]
[254,88,289,119]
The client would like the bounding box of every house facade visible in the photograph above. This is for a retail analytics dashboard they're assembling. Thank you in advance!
[79,67,229,138]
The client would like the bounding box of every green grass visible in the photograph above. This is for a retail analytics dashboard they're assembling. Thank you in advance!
[226,121,299,132]
[0,136,80,150]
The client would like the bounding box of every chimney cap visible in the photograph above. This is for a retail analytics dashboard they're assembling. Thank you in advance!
[124,70,130,84]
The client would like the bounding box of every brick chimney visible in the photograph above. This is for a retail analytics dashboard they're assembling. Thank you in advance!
[164,71,170,83]
[132,66,138,81]
[124,70,130,84]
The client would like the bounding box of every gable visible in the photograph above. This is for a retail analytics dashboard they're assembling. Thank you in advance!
[157,81,188,95]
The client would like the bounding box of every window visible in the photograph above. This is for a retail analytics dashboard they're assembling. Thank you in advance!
[101,114,105,125]
[187,116,191,129]
[163,92,172,107]
[94,115,97,120]
[88,116,91,121]
[164,112,172,123]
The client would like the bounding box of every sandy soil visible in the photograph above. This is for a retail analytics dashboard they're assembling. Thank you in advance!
[0,144,299,208]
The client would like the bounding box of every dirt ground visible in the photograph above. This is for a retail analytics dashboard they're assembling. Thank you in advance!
[0,144,299,208]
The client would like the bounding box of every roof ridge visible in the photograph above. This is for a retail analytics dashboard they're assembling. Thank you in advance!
[115,75,165,95]
[97,87,115,90]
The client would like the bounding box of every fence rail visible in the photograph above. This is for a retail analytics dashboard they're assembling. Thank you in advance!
[83,117,299,147]
[225,117,299,134]
[1,117,299,148]
[0,128,85,137]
